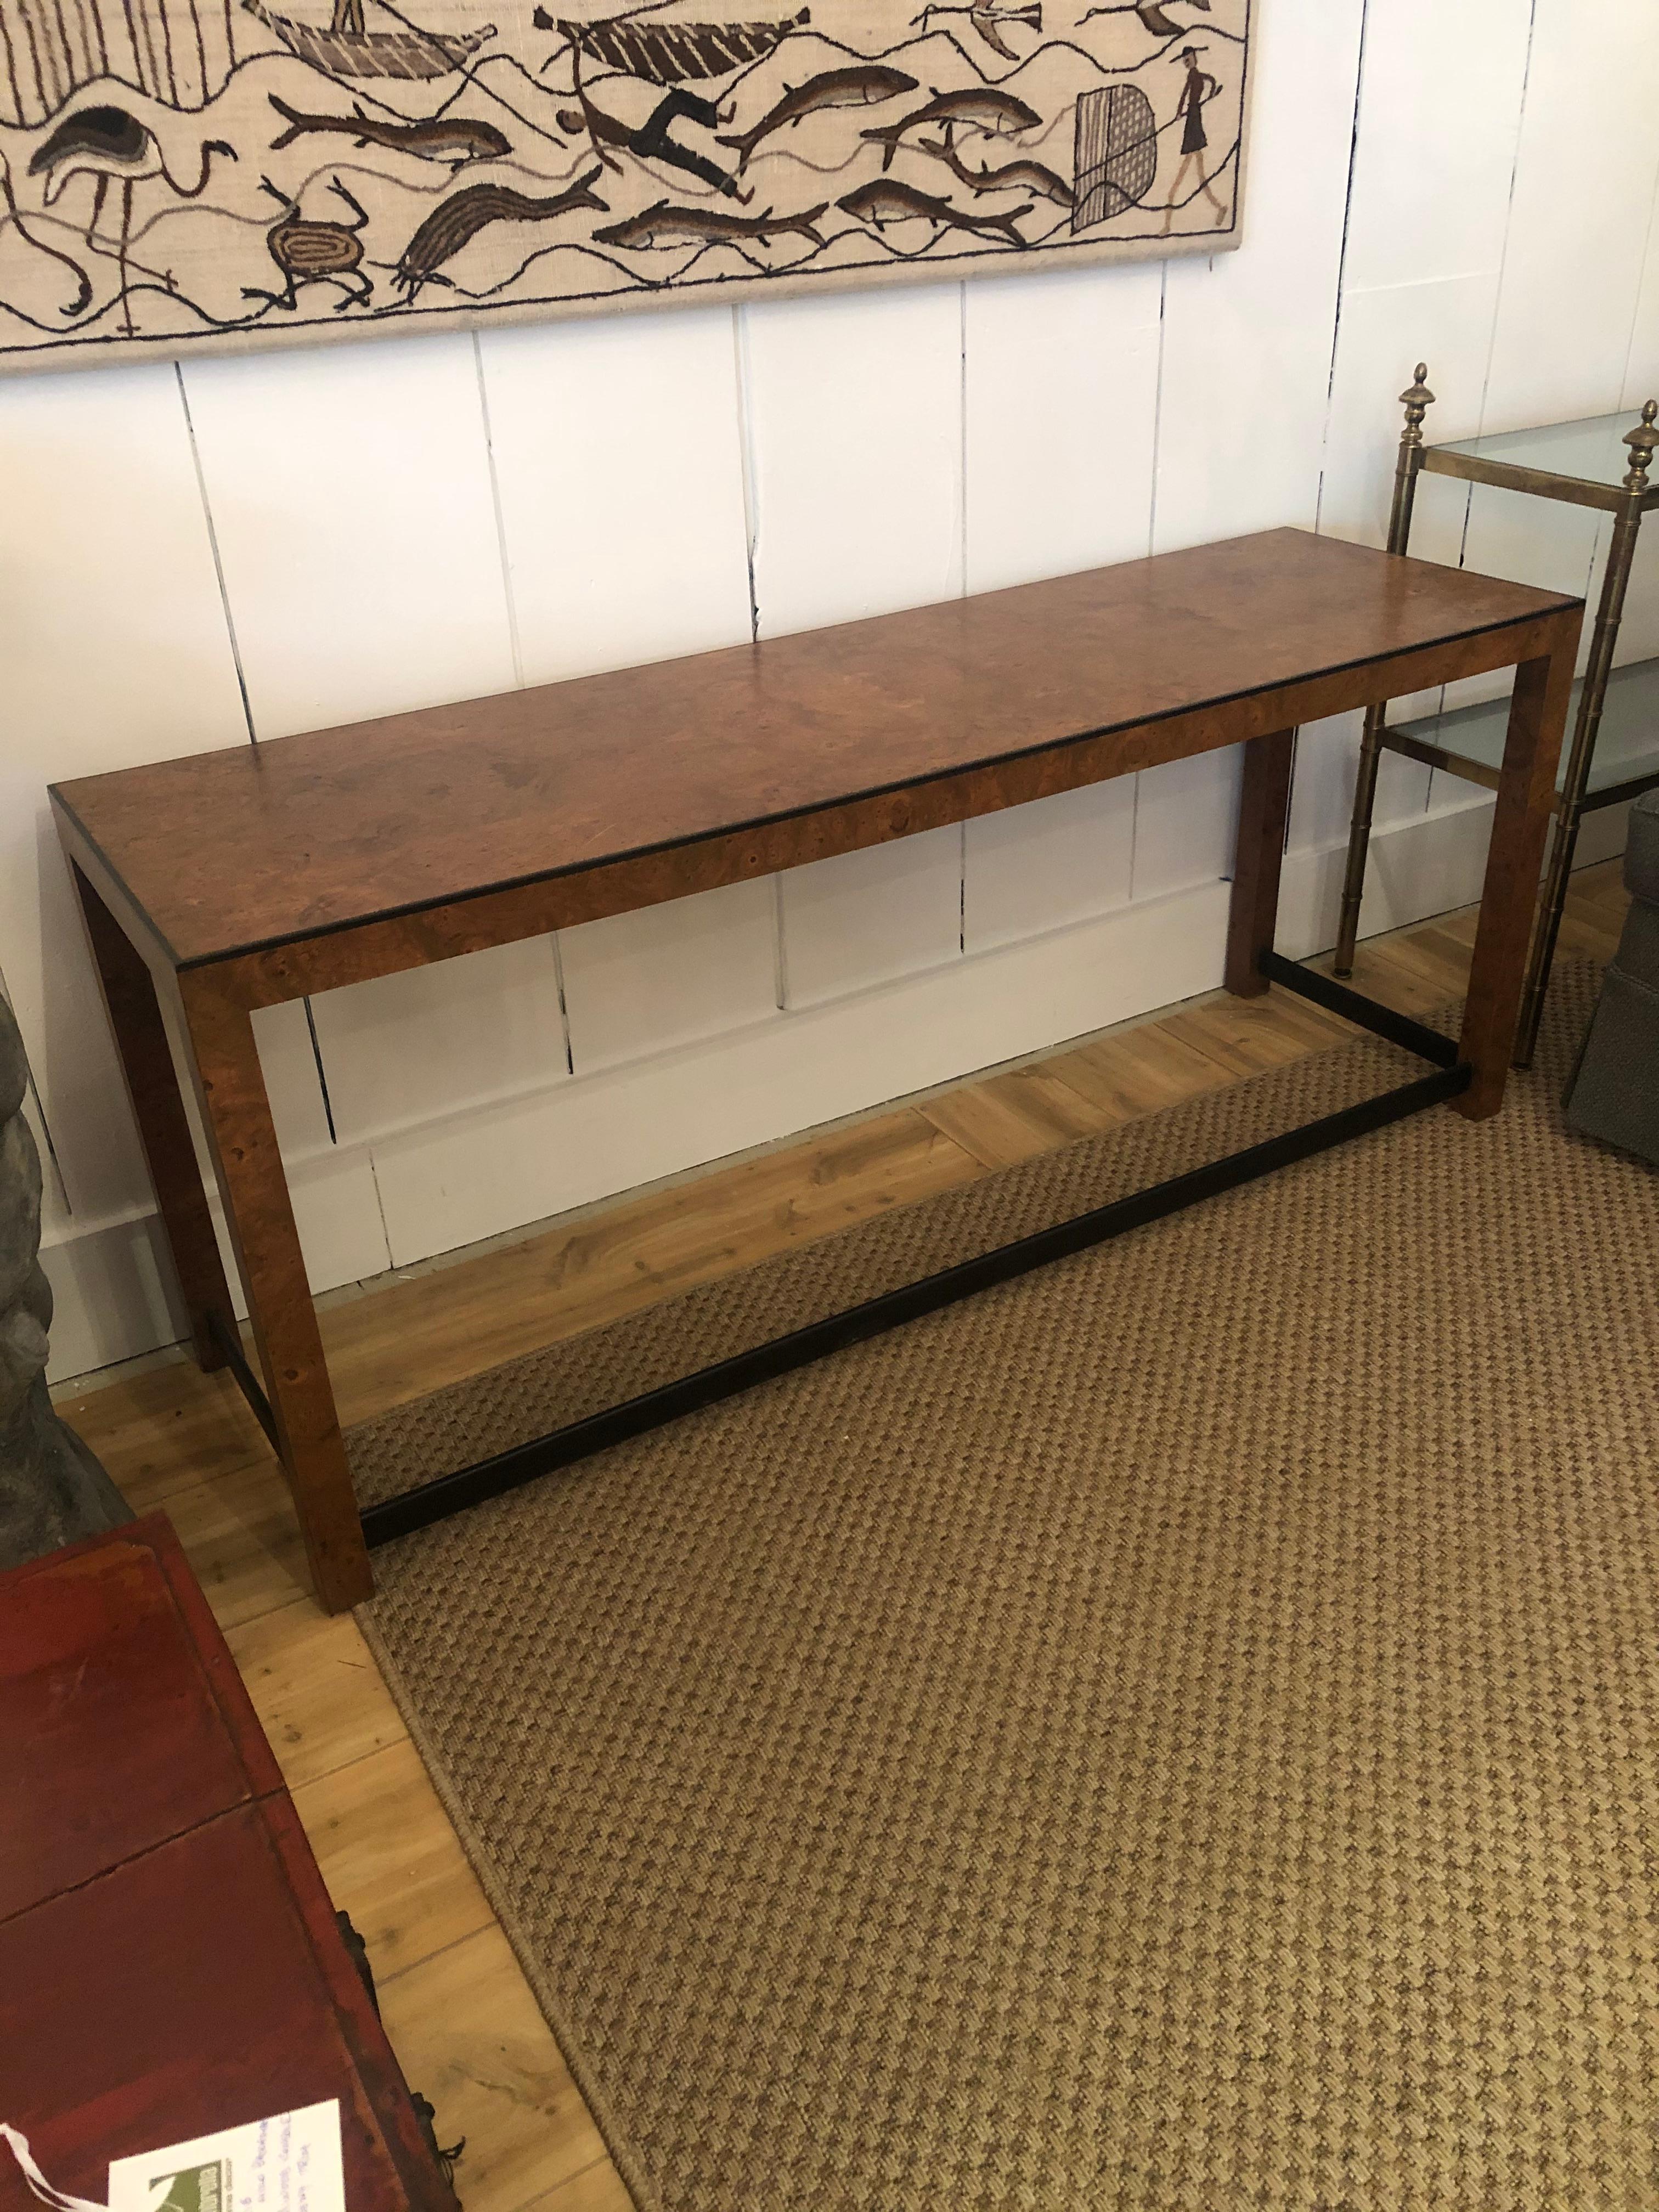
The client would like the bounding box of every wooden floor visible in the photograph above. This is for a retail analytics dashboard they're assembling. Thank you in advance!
[59,865,1629,2212]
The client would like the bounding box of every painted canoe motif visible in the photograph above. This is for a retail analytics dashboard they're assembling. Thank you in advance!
[242,0,495,78]
[540,5,808,87]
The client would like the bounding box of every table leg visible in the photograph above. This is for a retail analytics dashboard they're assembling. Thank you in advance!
[71,866,236,1374]
[178,965,373,1612]
[1224,729,1296,998]
[1455,645,1576,1120]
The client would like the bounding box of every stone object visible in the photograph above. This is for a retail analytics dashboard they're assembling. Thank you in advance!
[0,995,132,1570]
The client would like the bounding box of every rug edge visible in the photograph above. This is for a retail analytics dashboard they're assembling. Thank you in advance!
[349,980,1468,2204]
[342,988,1458,1490]
[356,1606,665,2212]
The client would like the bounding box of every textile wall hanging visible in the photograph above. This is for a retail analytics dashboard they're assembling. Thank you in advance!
[0,0,1250,369]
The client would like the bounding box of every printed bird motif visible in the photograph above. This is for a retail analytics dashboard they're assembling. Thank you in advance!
[27,104,236,332]
[909,1,1041,63]
[1133,0,1207,36]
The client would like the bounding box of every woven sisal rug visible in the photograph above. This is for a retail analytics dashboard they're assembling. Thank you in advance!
[359,960,1659,2210]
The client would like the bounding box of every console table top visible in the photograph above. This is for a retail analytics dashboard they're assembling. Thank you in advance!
[52,527,1576,969]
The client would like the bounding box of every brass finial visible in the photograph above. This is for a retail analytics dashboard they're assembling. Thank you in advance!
[1623,399,1658,493]
[1400,363,1435,447]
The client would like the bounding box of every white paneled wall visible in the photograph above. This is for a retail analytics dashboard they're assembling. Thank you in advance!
[781,829,963,1007]
[11,0,1659,1379]
[481,311,754,686]
[563,883,778,1070]
[960,263,1158,946]
[743,285,965,635]
[1482,2,1659,433]
[0,365,248,1245]
[1153,0,1365,555]
[961,263,1161,594]
[182,337,518,736]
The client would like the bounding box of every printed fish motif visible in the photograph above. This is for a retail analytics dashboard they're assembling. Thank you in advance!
[918,134,1070,205]
[268,94,511,165]
[593,196,828,249]
[838,175,1030,247]
[396,167,607,298]
[532,4,808,85]
[859,86,1040,171]
[714,65,917,171]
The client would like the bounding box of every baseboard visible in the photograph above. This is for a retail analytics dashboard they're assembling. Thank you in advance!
[1277,790,1499,958]
[362,876,1234,1268]
[42,1141,391,1385]
[44,797,1627,1384]
[40,1209,188,1384]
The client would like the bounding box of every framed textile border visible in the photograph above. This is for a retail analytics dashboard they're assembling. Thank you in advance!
[0,0,1249,368]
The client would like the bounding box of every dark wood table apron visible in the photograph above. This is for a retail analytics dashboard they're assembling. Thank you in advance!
[50,529,1582,1613]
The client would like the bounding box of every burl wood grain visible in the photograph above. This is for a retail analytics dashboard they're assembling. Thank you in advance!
[44,529,1583,1615]
[177,967,375,1611]
[1456,648,1581,1118]
[73,865,236,1370]
[1224,727,1296,999]
[51,528,1578,970]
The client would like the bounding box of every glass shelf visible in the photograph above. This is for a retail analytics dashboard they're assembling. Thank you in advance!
[1389,656,1659,806]
[1432,408,1643,492]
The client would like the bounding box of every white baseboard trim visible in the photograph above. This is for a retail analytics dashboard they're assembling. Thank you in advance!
[40,1209,187,1384]
[44,795,1627,1384]
[1278,791,1499,959]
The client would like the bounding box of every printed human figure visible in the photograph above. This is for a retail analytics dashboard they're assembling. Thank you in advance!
[558,69,751,199]
[1163,44,1226,230]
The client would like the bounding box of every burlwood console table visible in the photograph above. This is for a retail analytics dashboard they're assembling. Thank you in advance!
[51,529,1581,1613]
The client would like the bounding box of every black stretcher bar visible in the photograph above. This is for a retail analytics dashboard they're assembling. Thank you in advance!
[353,960,1465,1549]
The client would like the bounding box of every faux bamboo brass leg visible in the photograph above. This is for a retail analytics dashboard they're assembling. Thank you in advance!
[1333,365,1436,979]
[1511,401,1658,1066]
[1512,811,1580,1068]
[1334,708,1386,977]
[1456,633,1579,1119]
[179,962,373,1613]
[71,864,236,1373]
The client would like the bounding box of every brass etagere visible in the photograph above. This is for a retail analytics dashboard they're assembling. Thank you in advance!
[1335,368,1659,1064]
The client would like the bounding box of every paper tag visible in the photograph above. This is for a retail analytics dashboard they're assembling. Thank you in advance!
[106,2103,343,2212]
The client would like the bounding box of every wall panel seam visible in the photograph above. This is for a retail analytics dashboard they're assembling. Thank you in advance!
[732,306,762,646]
[1616,149,1659,407]
[1312,0,1371,539]
[174,362,256,747]
[1472,0,1540,454]
[472,331,526,691]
